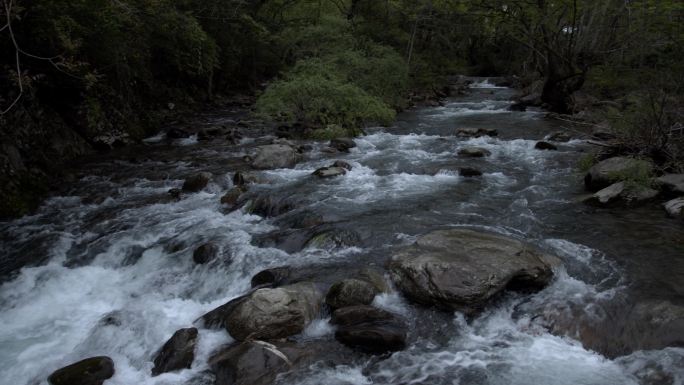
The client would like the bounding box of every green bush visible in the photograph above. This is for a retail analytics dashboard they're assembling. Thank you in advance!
[256,70,395,128]
[606,159,655,188]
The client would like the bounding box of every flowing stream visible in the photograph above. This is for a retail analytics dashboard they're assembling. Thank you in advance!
[1,79,683,385]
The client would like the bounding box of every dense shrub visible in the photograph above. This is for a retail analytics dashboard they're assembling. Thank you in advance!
[256,70,395,129]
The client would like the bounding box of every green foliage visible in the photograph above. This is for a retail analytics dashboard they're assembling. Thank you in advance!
[577,153,598,173]
[308,125,364,140]
[256,70,395,128]
[606,159,655,188]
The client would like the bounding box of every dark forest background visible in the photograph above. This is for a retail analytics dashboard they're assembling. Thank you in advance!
[1,0,682,217]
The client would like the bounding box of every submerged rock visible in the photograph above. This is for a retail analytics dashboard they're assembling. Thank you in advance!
[458,147,491,158]
[151,327,198,376]
[251,144,300,169]
[225,282,322,340]
[389,229,559,314]
[48,356,114,385]
[664,197,684,218]
[182,172,212,192]
[534,141,558,151]
[584,157,653,191]
[193,242,219,265]
[585,182,658,206]
[312,166,347,178]
[459,167,483,177]
[329,138,356,152]
[456,127,498,137]
[331,305,407,354]
[303,229,361,250]
[325,279,378,309]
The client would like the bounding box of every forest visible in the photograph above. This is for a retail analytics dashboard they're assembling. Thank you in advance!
[1,0,682,217]
[1,2,684,385]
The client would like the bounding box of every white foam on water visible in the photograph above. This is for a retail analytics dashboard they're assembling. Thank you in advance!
[301,318,335,339]
[285,365,373,385]
[142,133,165,143]
[469,79,508,89]
[372,292,412,317]
[174,134,198,146]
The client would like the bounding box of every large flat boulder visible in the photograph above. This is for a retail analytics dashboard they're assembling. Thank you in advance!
[389,229,560,314]
[584,182,658,206]
[584,157,653,191]
[225,282,322,340]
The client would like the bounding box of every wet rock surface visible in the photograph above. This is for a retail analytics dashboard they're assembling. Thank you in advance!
[389,229,559,314]
[251,144,300,169]
[152,327,198,376]
[331,305,407,354]
[182,172,212,192]
[325,278,378,309]
[225,282,322,340]
[48,356,115,385]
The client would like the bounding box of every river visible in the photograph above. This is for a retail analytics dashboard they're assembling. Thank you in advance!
[1,79,682,385]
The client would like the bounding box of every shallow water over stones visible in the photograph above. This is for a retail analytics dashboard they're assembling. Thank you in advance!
[0,79,683,385]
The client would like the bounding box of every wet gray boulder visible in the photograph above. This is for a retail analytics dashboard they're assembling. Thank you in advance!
[225,282,322,340]
[656,174,684,195]
[664,197,684,218]
[389,229,560,314]
[251,144,299,169]
[535,141,557,151]
[182,172,212,192]
[329,138,356,152]
[585,182,658,206]
[48,356,115,385]
[325,279,378,309]
[458,147,491,158]
[456,128,498,137]
[584,157,653,191]
[151,327,198,376]
[358,268,391,293]
[251,266,292,288]
[209,340,343,385]
[304,229,361,250]
[244,194,298,218]
[312,166,347,178]
[197,293,251,329]
[331,305,407,354]
[193,242,219,264]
